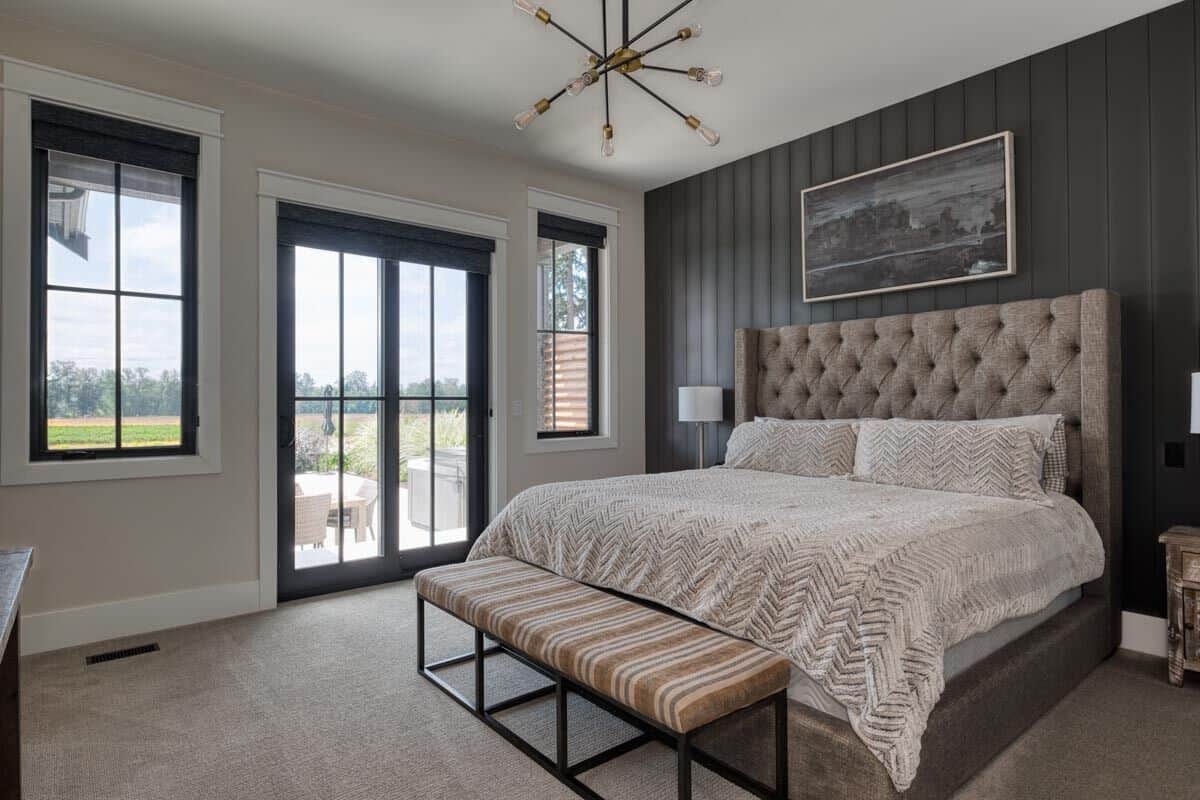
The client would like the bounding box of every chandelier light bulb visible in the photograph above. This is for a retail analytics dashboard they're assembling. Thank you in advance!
[703,68,723,87]
[601,125,615,158]
[513,107,538,130]
[696,124,720,146]
[514,98,550,130]
[513,0,538,17]
[682,23,703,39]
[565,70,598,97]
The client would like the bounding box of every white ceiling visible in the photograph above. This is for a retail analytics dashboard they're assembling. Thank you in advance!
[0,0,1175,190]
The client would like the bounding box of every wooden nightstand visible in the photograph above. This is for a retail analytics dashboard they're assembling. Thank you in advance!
[1160,526,1200,685]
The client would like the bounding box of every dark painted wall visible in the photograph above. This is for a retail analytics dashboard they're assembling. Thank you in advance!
[644,0,1200,618]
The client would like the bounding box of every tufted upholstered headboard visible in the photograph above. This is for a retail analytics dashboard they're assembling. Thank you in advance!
[734,289,1122,645]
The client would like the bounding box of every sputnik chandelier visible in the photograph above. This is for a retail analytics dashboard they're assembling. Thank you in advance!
[512,0,722,157]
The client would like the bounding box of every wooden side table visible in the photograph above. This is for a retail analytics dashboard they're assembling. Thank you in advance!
[1159,526,1200,686]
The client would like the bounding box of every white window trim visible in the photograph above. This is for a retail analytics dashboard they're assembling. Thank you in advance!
[525,187,620,454]
[0,57,223,485]
[256,170,509,610]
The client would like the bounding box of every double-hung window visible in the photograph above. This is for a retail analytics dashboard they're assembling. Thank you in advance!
[535,212,604,439]
[29,101,199,460]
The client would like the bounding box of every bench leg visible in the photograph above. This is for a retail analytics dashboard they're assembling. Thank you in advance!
[677,730,692,800]
[474,628,485,712]
[774,691,788,800]
[556,675,569,774]
[416,596,425,673]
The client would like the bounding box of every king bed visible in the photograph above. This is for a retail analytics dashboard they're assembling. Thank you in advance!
[469,289,1121,799]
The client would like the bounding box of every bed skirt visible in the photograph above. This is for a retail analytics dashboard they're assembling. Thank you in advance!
[693,597,1114,799]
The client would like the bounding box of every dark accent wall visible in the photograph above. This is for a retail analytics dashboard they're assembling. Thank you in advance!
[644,0,1200,618]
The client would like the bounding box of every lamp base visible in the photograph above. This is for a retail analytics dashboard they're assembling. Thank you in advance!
[696,423,706,470]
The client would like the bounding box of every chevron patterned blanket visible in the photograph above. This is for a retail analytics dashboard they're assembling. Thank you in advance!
[468,468,1104,790]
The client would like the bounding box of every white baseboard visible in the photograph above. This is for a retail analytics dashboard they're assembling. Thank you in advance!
[19,579,261,656]
[1120,610,1168,658]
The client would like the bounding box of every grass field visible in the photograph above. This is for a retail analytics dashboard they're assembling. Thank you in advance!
[48,416,181,450]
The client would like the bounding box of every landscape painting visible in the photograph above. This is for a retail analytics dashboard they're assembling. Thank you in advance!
[801,131,1015,302]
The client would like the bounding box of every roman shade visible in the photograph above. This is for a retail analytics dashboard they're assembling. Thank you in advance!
[537,211,606,249]
[32,100,200,177]
[277,202,495,274]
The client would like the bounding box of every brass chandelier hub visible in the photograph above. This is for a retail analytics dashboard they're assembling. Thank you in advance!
[613,47,643,74]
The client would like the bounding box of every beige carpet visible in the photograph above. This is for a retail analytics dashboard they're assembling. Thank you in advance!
[19,581,1200,800]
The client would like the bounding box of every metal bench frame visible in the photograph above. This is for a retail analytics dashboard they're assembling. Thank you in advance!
[417,594,788,800]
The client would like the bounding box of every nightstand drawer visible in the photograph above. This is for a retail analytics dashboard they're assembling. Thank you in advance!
[1184,551,1200,584]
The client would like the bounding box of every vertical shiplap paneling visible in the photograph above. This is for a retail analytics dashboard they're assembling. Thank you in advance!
[809,129,834,323]
[1107,15,1155,615]
[791,138,813,324]
[670,182,688,470]
[751,151,772,329]
[1030,47,1071,299]
[1149,1,1199,601]
[770,144,791,328]
[996,59,1033,302]
[880,103,910,317]
[701,170,719,466]
[644,188,664,473]
[685,177,703,469]
[1066,33,1109,294]
[643,0,1200,614]
[833,122,858,320]
[854,112,884,319]
[934,82,968,310]
[905,93,937,312]
[964,72,1000,307]
[716,164,736,454]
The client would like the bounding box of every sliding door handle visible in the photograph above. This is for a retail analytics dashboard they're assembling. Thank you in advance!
[279,416,295,448]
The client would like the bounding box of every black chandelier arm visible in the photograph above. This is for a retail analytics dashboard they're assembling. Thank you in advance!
[547,18,606,63]
[620,73,689,120]
[641,64,690,75]
[602,0,611,125]
[626,0,696,49]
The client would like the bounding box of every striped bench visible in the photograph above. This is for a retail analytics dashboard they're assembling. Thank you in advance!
[415,556,790,800]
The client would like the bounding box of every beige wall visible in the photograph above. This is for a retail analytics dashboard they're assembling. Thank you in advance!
[0,17,645,617]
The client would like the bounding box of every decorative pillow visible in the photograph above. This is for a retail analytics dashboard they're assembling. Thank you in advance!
[853,419,1051,505]
[725,419,858,478]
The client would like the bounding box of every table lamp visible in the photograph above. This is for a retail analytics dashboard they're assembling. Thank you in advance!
[678,386,723,469]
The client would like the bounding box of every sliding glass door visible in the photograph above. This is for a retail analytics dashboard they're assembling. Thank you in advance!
[276,207,490,601]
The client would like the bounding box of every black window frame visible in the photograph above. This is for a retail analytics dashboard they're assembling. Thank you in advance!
[536,239,600,440]
[29,103,200,462]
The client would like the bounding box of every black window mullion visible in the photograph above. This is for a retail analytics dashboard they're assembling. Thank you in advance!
[551,240,559,432]
[428,266,436,548]
[114,161,123,451]
[382,259,400,560]
[30,150,50,458]
[180,176,199,452]
[338,252,345,565]
[589,246,599,435]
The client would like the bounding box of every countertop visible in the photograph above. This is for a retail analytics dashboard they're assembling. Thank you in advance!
[0,549,33,657]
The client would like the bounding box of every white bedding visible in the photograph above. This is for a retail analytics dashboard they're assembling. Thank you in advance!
[787,586,1082,720]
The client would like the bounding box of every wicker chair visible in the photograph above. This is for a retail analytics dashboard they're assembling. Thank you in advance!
[294,492,331,549]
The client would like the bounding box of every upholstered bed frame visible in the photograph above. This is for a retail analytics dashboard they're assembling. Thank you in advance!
[694,289,1122,799]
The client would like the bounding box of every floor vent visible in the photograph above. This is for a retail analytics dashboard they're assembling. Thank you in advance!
[85,643,160,665]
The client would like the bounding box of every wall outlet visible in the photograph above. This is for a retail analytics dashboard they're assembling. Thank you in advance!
[1164,441,1186,469]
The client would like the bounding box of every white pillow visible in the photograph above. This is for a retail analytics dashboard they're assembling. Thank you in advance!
[725,419,858,478]
[853,418,1051,505]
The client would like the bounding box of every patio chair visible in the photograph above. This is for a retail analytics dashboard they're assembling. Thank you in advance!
[294,492,331,549]
[354,478,379,540]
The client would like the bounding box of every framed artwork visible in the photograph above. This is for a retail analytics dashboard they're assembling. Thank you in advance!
[801,131,1015,303]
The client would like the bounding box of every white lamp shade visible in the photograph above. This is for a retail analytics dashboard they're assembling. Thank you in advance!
[1192,372,1200,434]
[679,386,723,423]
